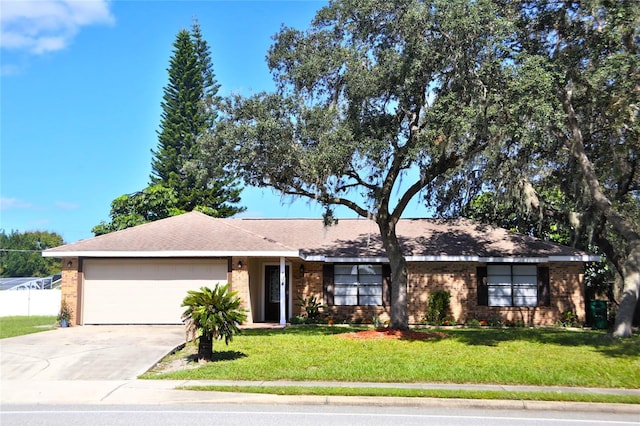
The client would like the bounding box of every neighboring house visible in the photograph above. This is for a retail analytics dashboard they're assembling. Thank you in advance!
[42,211,599,326]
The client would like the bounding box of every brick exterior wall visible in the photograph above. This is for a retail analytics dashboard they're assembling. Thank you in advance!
[230,257,253,324]
[295,261,586,326]
[464,263,585,325]
[59,255,586,327]
[294,261,323,317]
[61,257,81,325]
[298,262,392,324]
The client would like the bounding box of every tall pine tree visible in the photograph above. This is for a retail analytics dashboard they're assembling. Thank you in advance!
[150,21,243,216]
[93,20,243,236]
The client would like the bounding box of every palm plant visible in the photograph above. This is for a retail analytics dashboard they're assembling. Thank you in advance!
[181,283,247,360]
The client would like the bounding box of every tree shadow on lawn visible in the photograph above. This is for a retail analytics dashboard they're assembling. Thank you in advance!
[447,328,640,358]
[188,350,247,363]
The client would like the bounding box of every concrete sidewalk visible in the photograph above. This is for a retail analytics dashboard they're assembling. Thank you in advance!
[1,379,638,414]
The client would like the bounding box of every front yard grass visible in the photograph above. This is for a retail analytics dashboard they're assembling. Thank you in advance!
[143,326,640,390]
[0,315,57,339]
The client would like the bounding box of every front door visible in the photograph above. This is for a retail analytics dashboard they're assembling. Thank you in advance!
[264,265,289,322]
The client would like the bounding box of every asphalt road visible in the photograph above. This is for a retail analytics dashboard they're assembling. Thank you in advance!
[2,404,639,426]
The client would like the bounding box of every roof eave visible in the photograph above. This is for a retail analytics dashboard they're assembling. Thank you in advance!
[42,250,301,258]
[302,255,601,263]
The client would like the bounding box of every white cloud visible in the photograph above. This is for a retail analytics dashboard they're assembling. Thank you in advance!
[0,0,114,54]
[0,197,33,211]
[54,201,80,210]
[0,63,22,76]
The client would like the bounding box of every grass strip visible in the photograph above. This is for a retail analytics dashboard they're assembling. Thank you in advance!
[179,385,640,405]
[0,316,57,339]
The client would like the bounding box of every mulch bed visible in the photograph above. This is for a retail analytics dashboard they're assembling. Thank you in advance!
[339,328,450,341]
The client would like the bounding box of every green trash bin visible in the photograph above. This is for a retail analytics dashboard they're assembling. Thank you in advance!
[589,300,608,329]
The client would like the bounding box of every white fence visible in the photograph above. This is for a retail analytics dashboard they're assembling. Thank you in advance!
[0,289,61,317]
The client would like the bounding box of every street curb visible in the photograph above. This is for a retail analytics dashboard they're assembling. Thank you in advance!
[149,390,640,414]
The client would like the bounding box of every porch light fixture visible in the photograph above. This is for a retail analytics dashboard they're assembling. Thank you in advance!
[67,261,72,268]
[237,260,243,269]
[300,264,305,275]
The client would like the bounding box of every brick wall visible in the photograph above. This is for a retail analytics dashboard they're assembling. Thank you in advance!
[230,257,253,323]
[296,261,586,326]
[61,257,81,325]
[408,262,474,324]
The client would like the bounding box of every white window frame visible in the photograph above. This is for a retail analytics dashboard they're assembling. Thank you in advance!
[333,264,383,306]
[487,264,538,307]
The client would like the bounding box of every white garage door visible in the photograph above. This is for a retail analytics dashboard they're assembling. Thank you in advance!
[82,259,228,324]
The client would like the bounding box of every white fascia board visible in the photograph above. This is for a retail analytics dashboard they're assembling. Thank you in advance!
[479,257,548,263]
[326,257,389,263]
[548,255,602,262]
[42,250,300,258]
[300,254,599,263]
[405,256,549,263]
[407,256,599,263]
[301,255,326,262]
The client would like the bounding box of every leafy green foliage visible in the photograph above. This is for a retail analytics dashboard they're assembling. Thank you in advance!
[216,0,513,329]
[57,300,73,324]
[424,290,452,325]
[182,284,247,359]
[557,310,581,328]
[297,296,326,322]
[150,21,244,216]
[95,20,244,236]
[494,1,639,336]
[92,185,184,236]
[0,230,63,277]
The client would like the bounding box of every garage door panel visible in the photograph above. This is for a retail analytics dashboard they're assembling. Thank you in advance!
[83,259,228,324]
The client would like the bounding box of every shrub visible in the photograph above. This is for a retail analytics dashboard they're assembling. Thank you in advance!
[289,315,307,325]
[466,318,481,328]
[557,310,581,328]
[298,296,326,323]
[371,315,384,329]
[57,300,73,325]
[424,290,451,325]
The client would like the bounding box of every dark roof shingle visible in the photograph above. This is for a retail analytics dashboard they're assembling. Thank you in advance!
[44,211,594,260]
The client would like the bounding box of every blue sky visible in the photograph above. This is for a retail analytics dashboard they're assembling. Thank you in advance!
[1,0,430,243]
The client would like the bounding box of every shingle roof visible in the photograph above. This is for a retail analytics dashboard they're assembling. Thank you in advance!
[43,211,597,261]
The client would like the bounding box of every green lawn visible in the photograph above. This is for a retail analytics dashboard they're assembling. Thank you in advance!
[0,316,57,339]
[144,326,640,389]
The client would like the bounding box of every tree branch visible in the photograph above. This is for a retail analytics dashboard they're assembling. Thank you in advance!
[560,87,640,243]
[280,187,370,218]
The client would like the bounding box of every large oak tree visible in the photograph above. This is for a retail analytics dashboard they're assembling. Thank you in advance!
[212,0,511,329]
[466,1,640,337]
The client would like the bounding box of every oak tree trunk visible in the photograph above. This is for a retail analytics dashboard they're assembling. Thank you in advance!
[378,218,409,330]
[562,91,640,337]
[613,244,640,338]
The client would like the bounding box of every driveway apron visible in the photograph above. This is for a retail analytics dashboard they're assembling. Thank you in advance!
[0,325,184,380]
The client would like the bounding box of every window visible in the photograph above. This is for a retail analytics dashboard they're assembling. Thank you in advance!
[333,264,383,306]
[487,265,537,307]
[477,265,549,307]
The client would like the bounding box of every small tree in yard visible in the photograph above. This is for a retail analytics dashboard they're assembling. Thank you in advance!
[181,284,247,360]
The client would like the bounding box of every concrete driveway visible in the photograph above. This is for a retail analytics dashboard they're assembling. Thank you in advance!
[0,325,184,380]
